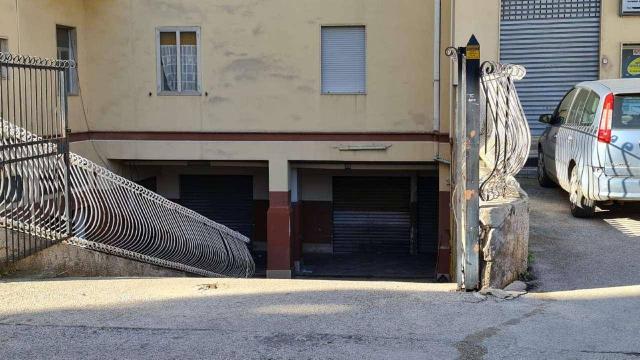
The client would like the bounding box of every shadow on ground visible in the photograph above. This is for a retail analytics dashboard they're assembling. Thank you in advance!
[520,177,640,292]
[0,277,639,359]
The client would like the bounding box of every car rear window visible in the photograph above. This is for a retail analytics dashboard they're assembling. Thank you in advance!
[613,94,640,129]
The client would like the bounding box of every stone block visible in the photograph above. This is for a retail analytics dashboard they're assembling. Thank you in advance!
[479,180,529,289]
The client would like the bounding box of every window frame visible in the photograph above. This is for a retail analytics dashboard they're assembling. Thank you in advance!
[579,90,600,126]
[55,25,78,96]
[554,88,579,125]
[566,88,590,126]
[156,26,202,96]
[320,25,367,95]
[0,37,8,80]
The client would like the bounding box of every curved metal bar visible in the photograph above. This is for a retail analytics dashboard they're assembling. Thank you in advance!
[479,61,530,201]
[445,46,460,61]
[0,52,76,69]
[1,119,255,277]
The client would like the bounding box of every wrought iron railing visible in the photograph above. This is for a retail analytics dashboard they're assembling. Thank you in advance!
[479,61,530,201]
[1,53,254,277]
[0,53,72,265]
[1,118,255,277]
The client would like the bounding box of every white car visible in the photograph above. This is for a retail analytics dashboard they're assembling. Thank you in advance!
[537,78,640,217]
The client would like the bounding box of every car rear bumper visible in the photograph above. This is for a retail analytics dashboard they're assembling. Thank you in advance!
[590,173,640,201]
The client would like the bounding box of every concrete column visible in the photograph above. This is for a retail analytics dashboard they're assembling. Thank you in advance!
[266,159,293,279]
[290,167,303,272]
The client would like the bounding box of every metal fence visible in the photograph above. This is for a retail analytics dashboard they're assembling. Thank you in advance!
[1,53,255,277]
[0,53,72,264]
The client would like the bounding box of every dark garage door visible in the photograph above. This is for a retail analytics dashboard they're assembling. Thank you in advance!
[332,177,411,255]
[417,176,439,254]
[179,175,254,238]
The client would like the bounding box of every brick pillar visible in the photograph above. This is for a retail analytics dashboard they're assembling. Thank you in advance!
[266,160,293,279]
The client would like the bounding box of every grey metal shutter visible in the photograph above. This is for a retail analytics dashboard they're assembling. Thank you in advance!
[417,177,439,254]
[178,175,254,238]
[321,26,366,94]
[500,0,601,137]
[332,177,411,254]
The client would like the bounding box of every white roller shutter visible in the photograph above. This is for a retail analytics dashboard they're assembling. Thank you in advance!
[500,0,601,137]
[321,26,366,94]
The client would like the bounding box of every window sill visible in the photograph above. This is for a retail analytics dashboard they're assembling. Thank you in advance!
[321,92,367,95]
[157,91,202,96]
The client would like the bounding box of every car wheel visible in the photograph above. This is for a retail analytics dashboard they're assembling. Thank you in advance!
[537,150,556,188]
[569,165,595,218]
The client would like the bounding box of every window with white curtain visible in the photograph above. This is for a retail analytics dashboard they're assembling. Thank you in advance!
[321,26,366,94]
[156,27,200,95]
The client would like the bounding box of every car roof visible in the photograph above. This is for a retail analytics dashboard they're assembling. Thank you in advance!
[578,78,640,94]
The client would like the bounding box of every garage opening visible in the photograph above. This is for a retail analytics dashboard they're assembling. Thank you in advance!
[179,175,254,238]
[178,174,267,274]
[300,175,438,279]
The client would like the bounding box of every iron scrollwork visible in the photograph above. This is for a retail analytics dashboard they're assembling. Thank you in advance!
[479,61,530,201]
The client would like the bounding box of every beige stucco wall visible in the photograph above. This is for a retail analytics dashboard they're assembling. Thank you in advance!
[88,139,447,191]
[2,0,453,191]
[454,0,500,62]
[0,0,89,133]
[600,1,640,79]
[79,0,437,134]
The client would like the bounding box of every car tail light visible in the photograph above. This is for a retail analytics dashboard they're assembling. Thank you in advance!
[598,93,614,144]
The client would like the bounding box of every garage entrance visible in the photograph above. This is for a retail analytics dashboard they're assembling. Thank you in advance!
[178,174,268,275]
[300,174,438,279]
[178,175,254,238]
[333,176,411,255]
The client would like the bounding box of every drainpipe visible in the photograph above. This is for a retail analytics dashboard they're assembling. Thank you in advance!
[433,0,441,135]
[15,0,21,52]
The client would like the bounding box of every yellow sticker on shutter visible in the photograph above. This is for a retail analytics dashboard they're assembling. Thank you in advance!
[628,57,640,76]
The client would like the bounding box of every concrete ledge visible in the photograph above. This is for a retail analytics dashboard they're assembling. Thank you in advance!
[266,270,292,279]
[4,241,189,278]
[479,181,530,289]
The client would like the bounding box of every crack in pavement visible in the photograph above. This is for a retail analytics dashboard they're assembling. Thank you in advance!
[0,322,451,349]
[580,350,640,358]
[454,304,547,360]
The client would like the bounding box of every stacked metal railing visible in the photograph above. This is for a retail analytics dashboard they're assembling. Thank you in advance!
[479,61,530,201]
[1,52,254,277]
[1,119,255,277]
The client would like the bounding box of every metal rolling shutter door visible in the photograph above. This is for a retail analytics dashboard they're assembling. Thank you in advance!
[500,0,601,137]
[417,177,439,254]
[321,26,366,94]
[332,177,411,255]
[179,175,254,238]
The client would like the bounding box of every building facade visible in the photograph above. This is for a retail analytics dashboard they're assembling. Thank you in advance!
[0,0,637,279]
